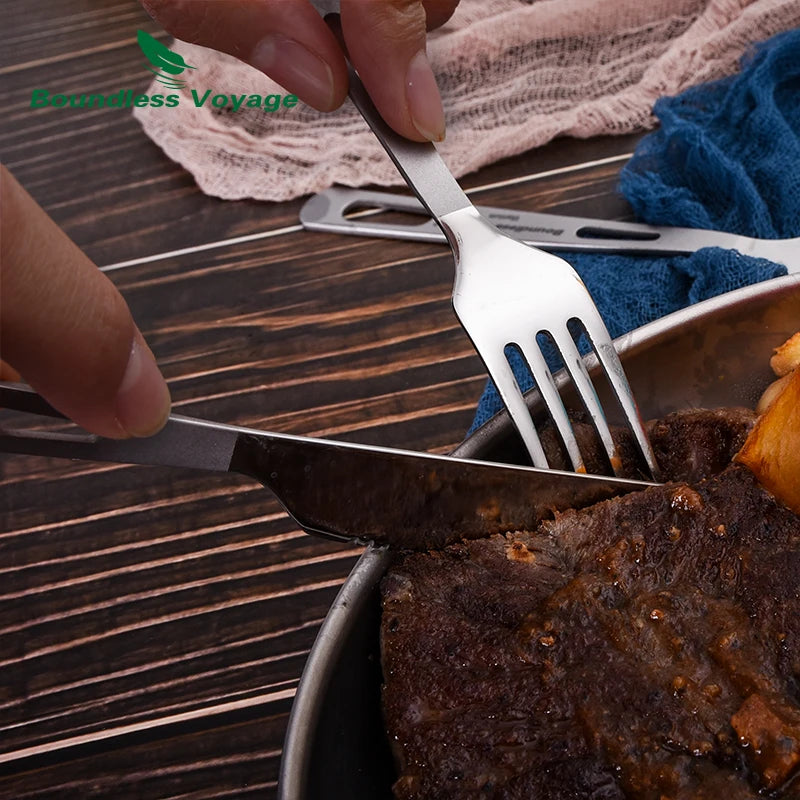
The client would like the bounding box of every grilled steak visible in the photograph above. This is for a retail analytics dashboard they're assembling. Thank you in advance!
[381,407,800,799]
[537,406,756,480]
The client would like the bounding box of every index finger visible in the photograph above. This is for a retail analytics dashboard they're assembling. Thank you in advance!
[340,0,458,141]
[141,0,349,111]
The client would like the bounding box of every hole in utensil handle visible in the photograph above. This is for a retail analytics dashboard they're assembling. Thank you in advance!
[576,226,661,242]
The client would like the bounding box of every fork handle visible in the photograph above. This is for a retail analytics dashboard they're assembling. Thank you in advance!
[310,1,472,222]
[344,69,472,220]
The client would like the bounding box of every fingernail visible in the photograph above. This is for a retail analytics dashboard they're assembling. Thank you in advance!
[115,334,171,438]
[251,34,336,111]
[406,50,445,142]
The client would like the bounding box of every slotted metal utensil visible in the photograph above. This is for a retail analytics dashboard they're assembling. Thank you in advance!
[300,187,800,270]
[311,4,660,479]
[0,383,653,549]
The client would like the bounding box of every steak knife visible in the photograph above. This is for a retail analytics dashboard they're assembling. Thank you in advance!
[0,383,653,550]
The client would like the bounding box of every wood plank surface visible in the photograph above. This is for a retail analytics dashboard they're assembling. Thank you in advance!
[0,2,647,796]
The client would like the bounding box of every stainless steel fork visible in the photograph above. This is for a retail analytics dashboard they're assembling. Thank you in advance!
[312,6,660,479]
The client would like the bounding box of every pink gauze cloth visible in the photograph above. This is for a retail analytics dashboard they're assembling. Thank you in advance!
[134,0,800,202]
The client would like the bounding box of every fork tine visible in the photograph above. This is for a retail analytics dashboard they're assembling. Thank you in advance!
[481,350,550,469]
[580,315,662,481]
[516,342,585,473]
[548,327,623,476]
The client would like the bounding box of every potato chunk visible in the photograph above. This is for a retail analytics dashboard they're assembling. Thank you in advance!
[770,331,800,377]
[756,373,793,414]
[736,367,800,514]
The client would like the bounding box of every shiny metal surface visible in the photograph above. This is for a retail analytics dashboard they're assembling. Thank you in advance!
[0,390,239,472]
[441,204,659,478]
[310,0,340,15]
[279,274,800,800]
[0,383,651,549]
[307,40,658,477]
[300,187,800,271]
[343,70,472,220]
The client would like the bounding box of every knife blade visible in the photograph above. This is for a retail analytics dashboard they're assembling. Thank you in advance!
[0,383,654,550]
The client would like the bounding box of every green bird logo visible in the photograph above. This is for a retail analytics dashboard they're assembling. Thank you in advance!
[137,29,196,89]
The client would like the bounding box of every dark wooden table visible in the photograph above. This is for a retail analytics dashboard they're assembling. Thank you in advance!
[0,2,645,797]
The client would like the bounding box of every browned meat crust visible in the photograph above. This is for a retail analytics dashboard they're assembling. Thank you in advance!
[647,407,756,483]
[538,407,756,479]
[381,408,800,799]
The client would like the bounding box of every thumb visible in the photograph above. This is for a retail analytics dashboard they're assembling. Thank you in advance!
[340,0,456,142]
[0,165,171,439]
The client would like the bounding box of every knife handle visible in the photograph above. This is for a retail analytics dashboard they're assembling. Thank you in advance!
[0,382,238,472]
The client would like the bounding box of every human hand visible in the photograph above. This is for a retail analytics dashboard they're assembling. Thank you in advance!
[140,0,459,142]
[0,165,171,439]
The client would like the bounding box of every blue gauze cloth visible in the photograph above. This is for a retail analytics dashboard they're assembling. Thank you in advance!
[469,28,799,433]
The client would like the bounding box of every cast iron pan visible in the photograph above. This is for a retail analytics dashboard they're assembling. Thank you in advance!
[279,274,800,799]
